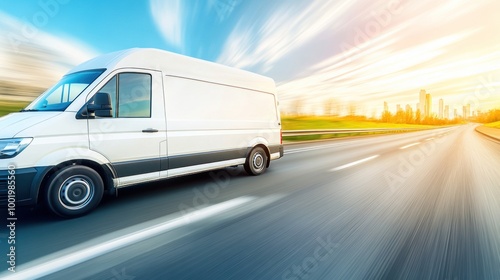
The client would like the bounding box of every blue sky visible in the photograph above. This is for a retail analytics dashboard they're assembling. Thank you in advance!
[1,0,499,115]
[1,0,257,62]
[2,1,169,53]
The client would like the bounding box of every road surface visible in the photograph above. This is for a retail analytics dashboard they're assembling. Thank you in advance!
[2,124,500,280]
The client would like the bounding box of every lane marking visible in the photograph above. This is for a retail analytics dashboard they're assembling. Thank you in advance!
[425,138,435,141]
[2,197,256,280]
[330,155,379,171]
[400,142,421,149]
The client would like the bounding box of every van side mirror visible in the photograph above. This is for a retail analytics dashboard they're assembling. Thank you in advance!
[87,92,112,118]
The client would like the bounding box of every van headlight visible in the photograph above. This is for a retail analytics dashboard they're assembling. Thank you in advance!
[0,138,33,159]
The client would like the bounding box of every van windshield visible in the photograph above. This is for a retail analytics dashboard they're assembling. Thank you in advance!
[24,69,106,112]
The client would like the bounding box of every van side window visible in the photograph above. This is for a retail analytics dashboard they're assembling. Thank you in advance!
[96,73,152,118]
[118,73,152,118]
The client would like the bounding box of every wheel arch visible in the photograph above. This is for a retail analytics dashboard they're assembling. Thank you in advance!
[36,159,116,204]
[254,144,271,168]
[246,137,271,168]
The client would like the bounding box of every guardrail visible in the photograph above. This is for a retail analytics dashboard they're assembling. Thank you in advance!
[282,127,427,137]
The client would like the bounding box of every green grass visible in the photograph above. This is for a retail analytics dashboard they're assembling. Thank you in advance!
[282,116,441,142]
[0,101,29,117]
[485,121,500,129]
[282,116,436,130]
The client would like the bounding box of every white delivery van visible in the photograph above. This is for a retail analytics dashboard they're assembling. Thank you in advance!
[0,48,283,217]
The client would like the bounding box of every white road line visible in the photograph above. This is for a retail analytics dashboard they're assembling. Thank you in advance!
[330,155,379,171]
[2,197,256,280]
[425,138,435,141]
[400,142,421,149]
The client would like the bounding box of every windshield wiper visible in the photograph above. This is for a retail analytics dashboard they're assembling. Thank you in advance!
[20,109,40,112]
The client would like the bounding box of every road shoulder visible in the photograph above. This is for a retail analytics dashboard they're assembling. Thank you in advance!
[475,125,500,141]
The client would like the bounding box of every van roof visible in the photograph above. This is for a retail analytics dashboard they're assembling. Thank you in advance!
[68,48,276,94]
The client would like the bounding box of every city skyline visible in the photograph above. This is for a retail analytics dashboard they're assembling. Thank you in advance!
[384,89,475,120]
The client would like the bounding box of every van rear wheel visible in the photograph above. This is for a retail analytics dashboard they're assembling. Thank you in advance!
[45,165,104,218]
[244,147,268,176]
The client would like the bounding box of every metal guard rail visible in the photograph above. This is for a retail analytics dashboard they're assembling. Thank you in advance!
[282,127,428,137]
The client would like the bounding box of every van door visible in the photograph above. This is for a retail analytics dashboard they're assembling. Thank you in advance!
[87,69,167,186]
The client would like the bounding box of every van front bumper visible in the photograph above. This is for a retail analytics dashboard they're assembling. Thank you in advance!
[0,167,51,207]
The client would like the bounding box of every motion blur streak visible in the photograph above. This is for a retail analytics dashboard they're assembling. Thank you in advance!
[0,12,96,101]
[212,0,500,114]
[150,0,183,49]
[5,125,500,279]
[2,1,499,113]
[216,1,356,72]
[1,196,257,280]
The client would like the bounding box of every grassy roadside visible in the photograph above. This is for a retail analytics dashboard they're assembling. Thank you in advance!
[484,121,500,129]
[282,116,442,142]
[282,116,436,130]
[0,101,29,117]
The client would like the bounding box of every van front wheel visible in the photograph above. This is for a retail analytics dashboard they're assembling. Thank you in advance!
[45,165,104,218]
[244,147,268,176]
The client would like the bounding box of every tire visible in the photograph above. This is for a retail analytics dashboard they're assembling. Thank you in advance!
[45,165,104,218]
[244,147,268,176]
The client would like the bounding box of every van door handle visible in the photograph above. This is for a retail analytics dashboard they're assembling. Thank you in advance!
[142,128,159,133]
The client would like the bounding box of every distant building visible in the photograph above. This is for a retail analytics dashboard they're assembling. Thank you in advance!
[396,104,402,112]
[439,98,444,119]
[454,108,458,119]
[425,93,432,117]
[384,102,389,113]
[405,104,413,119]
[444,105,450,120]
[419,90,426,115]
[463,105,469,119]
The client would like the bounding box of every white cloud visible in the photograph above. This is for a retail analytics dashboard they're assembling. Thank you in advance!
[217,0,356,72]
[150,0,183,49]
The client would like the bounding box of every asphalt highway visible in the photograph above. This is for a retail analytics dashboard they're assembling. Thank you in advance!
[2,124,500,280]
